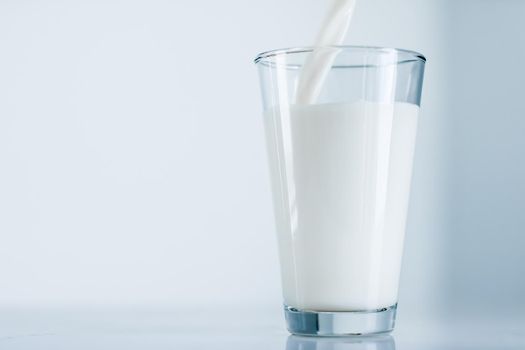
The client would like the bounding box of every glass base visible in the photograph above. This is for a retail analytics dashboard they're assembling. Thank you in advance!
[284,304,397,336]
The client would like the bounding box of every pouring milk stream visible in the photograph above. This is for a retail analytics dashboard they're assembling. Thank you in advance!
[295,0,357,104]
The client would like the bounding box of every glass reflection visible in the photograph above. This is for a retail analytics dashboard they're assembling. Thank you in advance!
[286,334,395,350]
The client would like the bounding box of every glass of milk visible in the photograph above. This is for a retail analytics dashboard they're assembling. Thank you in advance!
[255,46,426,336]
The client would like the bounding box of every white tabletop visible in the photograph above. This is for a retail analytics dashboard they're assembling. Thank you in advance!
[0,307,524,349]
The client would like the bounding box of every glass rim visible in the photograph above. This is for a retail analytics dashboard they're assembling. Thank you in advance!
[254,45,426,66]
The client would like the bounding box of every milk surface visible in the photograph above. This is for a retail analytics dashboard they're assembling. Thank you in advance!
[264,101,419,311]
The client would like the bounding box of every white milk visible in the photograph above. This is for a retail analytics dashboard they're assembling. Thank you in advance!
[295,0,357,104]
[264,101,419,311]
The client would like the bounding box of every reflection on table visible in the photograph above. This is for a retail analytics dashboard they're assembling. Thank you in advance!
[287,334,395,350]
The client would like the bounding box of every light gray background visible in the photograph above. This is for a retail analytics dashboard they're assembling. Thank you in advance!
[0,0,523,323]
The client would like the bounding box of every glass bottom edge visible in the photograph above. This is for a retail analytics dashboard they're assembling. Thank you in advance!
[284,303,397,336]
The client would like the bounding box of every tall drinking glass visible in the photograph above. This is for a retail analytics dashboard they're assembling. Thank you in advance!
[255,46,426,336]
